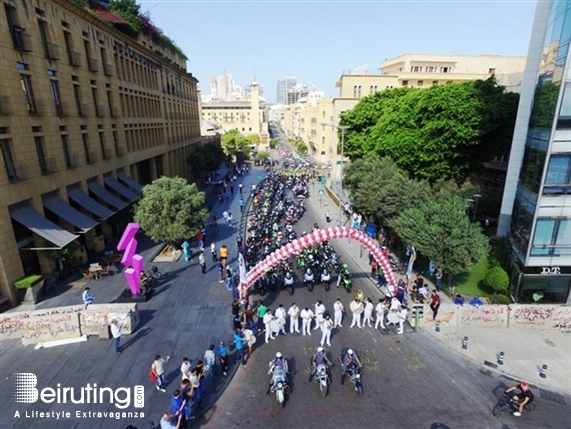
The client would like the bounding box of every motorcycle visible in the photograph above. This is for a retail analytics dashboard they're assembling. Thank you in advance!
[345,363,363,395]
[314,364,331,397]
[304,269,315,292]
[337,269,352,293]
[283,271,295,296]
[321,268,331,292]
[269,367,289,408]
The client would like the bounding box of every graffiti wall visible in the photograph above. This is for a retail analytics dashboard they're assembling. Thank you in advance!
[1,304,139,344]
[460,305,508,327]
[20,313,81,346]
[509,305,554,328]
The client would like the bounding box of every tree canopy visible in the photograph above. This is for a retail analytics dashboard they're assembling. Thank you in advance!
[394,189,489,274]
[222,129,252,158]
[343,153,431,227]
[340,78,519,183]
[134,176,208,244]
[186,140,226,182]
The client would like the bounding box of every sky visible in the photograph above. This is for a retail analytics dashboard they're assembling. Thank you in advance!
[141,0,538,103]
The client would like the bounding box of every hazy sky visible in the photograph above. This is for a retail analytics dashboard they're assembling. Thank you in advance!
[142,1,538,102]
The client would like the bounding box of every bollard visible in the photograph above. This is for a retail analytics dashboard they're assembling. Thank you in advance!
[414,309,419,332]
[435,322,441,332]
[497,351,505,365]
[539,364,548,378]
[462,336,468,349]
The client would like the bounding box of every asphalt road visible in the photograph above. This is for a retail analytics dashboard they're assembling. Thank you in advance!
[194,170,570,429]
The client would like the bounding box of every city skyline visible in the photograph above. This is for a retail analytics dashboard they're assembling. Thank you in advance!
[146,1,536,103]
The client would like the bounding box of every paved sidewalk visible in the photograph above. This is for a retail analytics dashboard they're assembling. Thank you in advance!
[304,178,571,398]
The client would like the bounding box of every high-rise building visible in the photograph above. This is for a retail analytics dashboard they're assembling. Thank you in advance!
[286,83,309,105]
[0,0,203,306]
[276,76,297,104]
[210,72,243,101]
[498,0,571,303]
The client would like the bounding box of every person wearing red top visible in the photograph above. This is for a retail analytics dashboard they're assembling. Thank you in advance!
[430,290,441,320]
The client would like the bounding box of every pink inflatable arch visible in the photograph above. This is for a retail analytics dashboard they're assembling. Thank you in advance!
[247,226,397,294]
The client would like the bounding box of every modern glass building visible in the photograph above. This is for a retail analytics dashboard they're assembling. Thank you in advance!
[498,0,571,303]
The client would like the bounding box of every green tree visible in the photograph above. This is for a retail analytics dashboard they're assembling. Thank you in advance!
[222,129,251,157]
[134,176,208,244]
[295,140,308,154]
[109,0,142,36]
[340,78,519,183]
[343,153,430,226]
[394,189,489,275]
[257,151,270,160]
[269,138,279,149]
[186,140,226,182]
[484,266,509,294]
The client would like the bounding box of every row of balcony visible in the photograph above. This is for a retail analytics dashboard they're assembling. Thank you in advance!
[11,30,113,76]
[6,150,126,183]
[0,94,118,118]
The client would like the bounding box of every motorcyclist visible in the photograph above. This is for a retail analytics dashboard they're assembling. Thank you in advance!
[504,380,534,416]
[267,352,289,394]
[321,268,331,283]
[337,264,350,288]
[304,268,314,283]
[341,348,362,385]
[309,346,331,382]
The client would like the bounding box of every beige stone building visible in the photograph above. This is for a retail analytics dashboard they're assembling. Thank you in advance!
[284,53,527,178]
[200,80,269,145]
[0,0,203,306]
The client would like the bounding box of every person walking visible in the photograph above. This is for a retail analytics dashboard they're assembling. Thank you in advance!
[320,315,334,347]
[350,298,364,328]
[287,302,300,334]
[275,304,287,335]
[233,329,244,364]
[110,319,122,354]
[204,344,217,381]
[199,252,206,274]
[211,242,218,262]
[314,300,326,331]
[217,261,224,283]
[430,290,441,320]
[239,197,245,213]
[375,298,387,330]
[238,183,243,194]
[363,297,374,328]
[263,309,276,343]
[219,245,229,272]
[255,300,268,332]
[242,326,256,358]
[435,268,443,291]
[82,287,94,309]
[300,307,314,336]
[180,357,192,381]
[151,354,170,392]
[397,305,408,334]
[333,298,344,328]
[217,341,228,376]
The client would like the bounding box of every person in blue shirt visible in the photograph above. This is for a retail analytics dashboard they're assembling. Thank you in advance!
[469,296,484,306]
[454,294,465,306]
[233,329,244,364]
[170,390,184,423]
[217,341,228,376]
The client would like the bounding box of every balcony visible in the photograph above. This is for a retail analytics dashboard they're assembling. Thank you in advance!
[87,150,100,164]
[78,102,89,117]
[70,50,81,67]
[42,156,60,174]
[108,104,117,117]
[54,100,65,117]
[95,104,104,117]
[46,42,60,60]
[12,30,32,52]
[6,161,27,183]
[103,63,113,76]
[26,97,43,116]
[116,146,125,156]
[88,57,99,72]
[0,95,14,115]
[68,152,81,168]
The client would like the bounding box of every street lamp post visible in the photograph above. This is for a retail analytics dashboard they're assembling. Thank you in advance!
[472,194,481,223]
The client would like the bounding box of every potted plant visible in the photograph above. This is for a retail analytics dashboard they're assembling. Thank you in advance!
[15,274,44,304]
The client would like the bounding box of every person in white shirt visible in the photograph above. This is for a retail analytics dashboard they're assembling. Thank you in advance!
[263,309,276,343]
[204,344,216,380]
[320,315,334,347]
[274,304,287,335]
[160,412,182,429]
[300,307,314,336]
[375,298,387,330]
[333,298,344,328]
[349,299,364,328]
[222,210,229,222]
[314,300,326,330]
[180,357,192,381]
[390,296,401,312]
[110,319,122,354]
[242,327,256,356]
[418,285,429,303]
[287,303,300,334]
[363,298,374,328]
[397,305,408,334]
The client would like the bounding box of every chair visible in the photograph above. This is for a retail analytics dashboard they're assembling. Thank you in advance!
[99,266,111,277]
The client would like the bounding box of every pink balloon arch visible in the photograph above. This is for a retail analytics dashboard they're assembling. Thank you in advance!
[246,226,397,294]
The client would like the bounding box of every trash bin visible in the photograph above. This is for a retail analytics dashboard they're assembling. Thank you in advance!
[98,324,111,340]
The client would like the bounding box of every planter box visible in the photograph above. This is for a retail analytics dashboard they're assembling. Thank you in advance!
[21,280,44,305]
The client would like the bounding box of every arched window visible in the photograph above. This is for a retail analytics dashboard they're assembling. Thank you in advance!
[352,85,358,98]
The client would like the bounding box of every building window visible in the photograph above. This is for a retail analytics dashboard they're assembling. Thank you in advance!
[543,155,571,195]
[61,134,71,167]
[418,81,424,87]
[82,133,90,163]
[99,132,106,159]
[489,68,496,74]
[34,136,47,172]
[412,66,420,72]
[402,80,409,86]
[557,82,571,129]
[73,84,83,116]
[1,139,17,181]
[531,218,571,256]
[20,72,37,114]
[442,67,449,73]
[48,70,63,116]
[428,66,434,73]
[92,87,100,116]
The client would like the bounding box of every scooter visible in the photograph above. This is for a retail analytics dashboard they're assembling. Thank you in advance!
[321,268,331,292]
[283,271,294,296]
[269,367,289,408]
[304,269,315,292]
[314,364,331,397]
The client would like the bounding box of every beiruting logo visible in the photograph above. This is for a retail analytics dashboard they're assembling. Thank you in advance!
[12,373,145,420]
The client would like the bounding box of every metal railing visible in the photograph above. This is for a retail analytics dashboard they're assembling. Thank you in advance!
[54,100,65,117]
[0,95,14,115]
[26,96,42,116]
[12,30,32,51]
[88,57,99,72]
[103,63,113,76]
[70,50,81,67]
[6,161,26,182]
